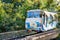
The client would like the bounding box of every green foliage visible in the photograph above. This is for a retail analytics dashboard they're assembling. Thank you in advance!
[0,0,60,32]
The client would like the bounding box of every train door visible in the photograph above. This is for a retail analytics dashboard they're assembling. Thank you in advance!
[42,13,46,31]
[42,13,48,31]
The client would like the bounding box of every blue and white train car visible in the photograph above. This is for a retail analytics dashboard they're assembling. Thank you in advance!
[25,9,58,32]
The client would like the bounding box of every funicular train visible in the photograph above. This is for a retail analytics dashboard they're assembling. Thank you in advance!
[25,9,58,32]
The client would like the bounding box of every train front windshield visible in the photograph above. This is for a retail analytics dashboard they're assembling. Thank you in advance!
[27,11,40,18]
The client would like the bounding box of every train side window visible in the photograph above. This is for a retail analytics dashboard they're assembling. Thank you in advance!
[40,11,43,18]
[50,15,53,23]
[53,15,57,21]
[45,15,48,27]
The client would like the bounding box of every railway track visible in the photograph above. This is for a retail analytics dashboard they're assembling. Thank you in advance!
[0,29,60,40]
[9,29,59,40]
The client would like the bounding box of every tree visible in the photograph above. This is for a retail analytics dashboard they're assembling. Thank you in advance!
[0,0,60,32]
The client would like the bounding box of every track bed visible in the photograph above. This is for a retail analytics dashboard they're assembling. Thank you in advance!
[0,29,59,40]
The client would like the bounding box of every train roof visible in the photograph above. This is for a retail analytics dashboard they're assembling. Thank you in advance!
[27,9,57,14]
[44,11,57,16]
[27,9,57,16]
[27,9,43,12]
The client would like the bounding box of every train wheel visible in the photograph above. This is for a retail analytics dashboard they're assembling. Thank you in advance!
[26,30,31,33]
